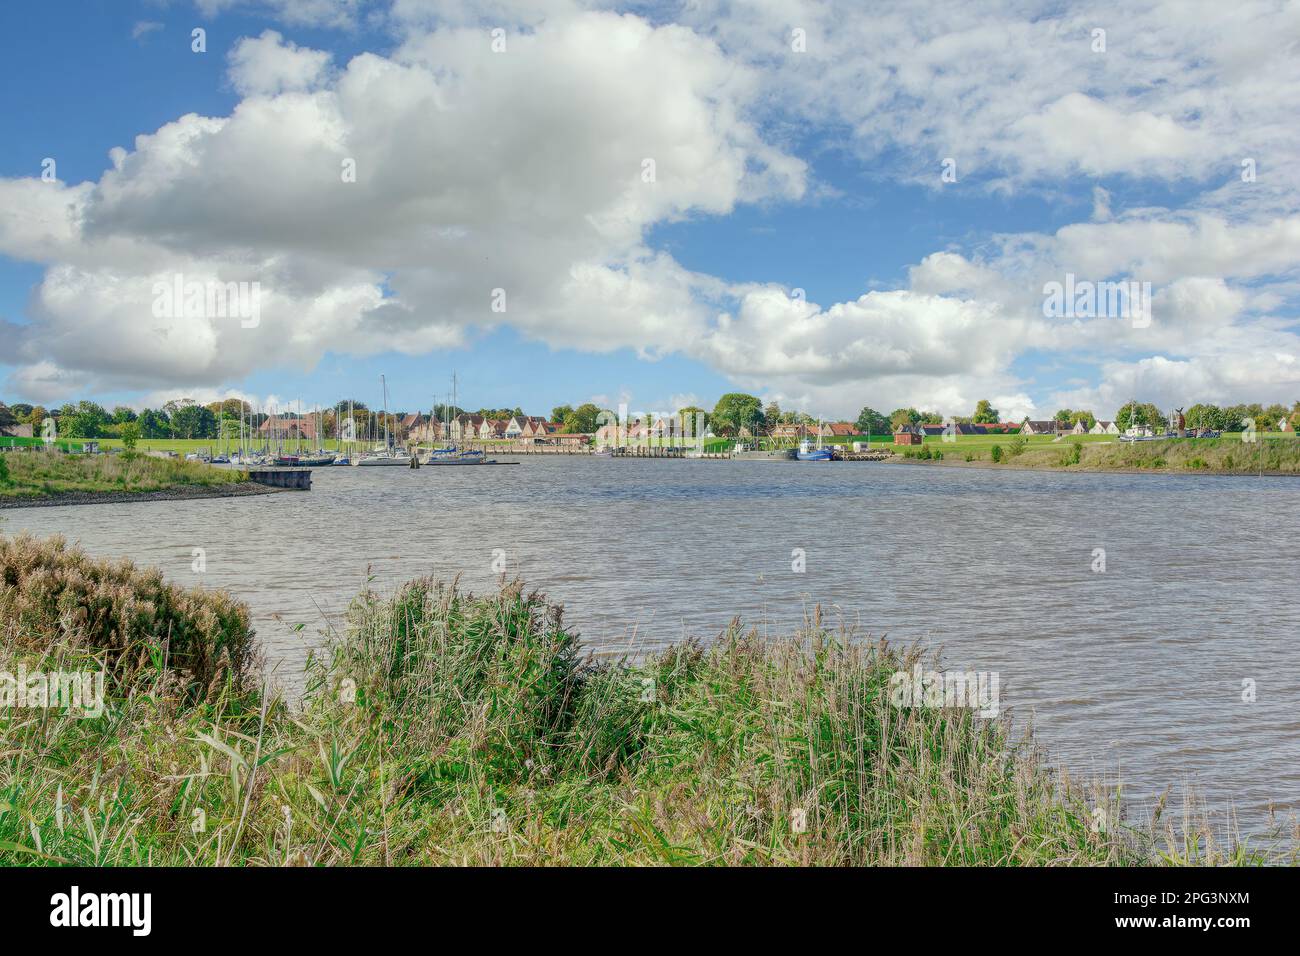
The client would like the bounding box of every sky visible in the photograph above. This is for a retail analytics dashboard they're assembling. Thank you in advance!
[1,0,1298,422]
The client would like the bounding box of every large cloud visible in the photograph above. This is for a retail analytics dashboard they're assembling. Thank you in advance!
[2,15,805,396]
[4,1,1300,417]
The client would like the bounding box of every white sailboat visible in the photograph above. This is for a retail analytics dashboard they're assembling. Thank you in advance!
[355,375,411,465]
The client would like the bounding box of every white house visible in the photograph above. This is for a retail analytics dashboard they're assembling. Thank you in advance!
[1090,420,1119,435]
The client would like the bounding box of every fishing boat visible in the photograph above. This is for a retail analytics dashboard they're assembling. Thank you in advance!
[592,446,614,458]
[332,456,351,466]
[732,442,794,460]
[796,439,833,461]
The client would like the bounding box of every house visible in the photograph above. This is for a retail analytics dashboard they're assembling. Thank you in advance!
[506,415,548,439]
[1090,420,1119,435]
[1069,420,1089,435]
[449,414,485,441]
[533,421,563,441]
[770,423,805,440]
[479,419,508,440]
[1020,420,1059,436]
[1279,418,1292,432]
[894,424,924,445]
[921,425,947,437]
[398,413,430,440]
[258,416,317,440]
[1,423,33,438]
[408,416,442,442]
[825,422,856,438]
[944,423,997,436]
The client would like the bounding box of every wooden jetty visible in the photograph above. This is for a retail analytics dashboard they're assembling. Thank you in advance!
[248,468,312,490]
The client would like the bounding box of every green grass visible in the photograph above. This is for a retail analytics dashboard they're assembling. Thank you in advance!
[0,449,248,499]
[0,536,1289,866]
[896,435,1300,473]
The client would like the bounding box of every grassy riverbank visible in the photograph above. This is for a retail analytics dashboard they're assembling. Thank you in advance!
[0,449,248,501]
[892,436,1300,474]
[1,534,1288,866]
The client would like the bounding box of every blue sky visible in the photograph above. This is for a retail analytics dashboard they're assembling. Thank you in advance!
[2,0,1297,421]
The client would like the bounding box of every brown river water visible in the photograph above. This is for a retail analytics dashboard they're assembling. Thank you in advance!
[5,457,1298,837]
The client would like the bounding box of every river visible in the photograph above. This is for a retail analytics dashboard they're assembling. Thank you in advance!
[5,457,1297,837]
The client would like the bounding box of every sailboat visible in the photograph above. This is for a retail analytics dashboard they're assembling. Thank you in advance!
[355,375,411,465]
[420,371,493,464]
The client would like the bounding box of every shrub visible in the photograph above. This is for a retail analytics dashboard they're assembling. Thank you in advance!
[0,455,9,484]
[990,444,1003,463]
[0,533,256,697]
[1069,442,1082,465]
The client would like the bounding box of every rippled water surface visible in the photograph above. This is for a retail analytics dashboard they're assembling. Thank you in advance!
[6,458,1298,834]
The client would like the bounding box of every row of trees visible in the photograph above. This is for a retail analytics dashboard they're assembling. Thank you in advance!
[6,395,1300,442]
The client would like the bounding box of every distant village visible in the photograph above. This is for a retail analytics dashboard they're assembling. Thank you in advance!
[1,393,1297,447]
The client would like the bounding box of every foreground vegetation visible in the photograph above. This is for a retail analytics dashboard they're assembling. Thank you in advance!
[1,534,1289,866]
[0,450,248,500]
[895,435,1300,474]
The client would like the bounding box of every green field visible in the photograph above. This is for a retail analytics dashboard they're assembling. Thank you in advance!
[892,434,1300,472]
[0,449,248,499]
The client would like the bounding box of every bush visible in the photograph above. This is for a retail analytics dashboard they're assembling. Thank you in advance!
[0,533,256,697]
[1069,442,1082,465]
[0,455,8,484]
[990,444,1003,463]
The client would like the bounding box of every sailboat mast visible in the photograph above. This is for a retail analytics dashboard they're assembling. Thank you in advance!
[381,374,390,451]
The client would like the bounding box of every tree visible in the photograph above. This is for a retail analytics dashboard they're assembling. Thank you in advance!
[854,407,889,435]
[676,406,709,435]
[1186,404,1225,430]
[1053,408,1074,423]
[120,421,140,451]
[0,403,15,430]
[138,408,170,439]
[710,393,765,435]
[1116,401,1163,432]
[168,400,217,439]
[551,404,574,425]
[56,401,109,439]
[971,399,999,424]
[889,407,921,429]
[1069,409,1096,429]
[9,403,32,420]
[27,405,48,428]
[561,403,603,434]
[763,401,782,424]
[111,406,138,424]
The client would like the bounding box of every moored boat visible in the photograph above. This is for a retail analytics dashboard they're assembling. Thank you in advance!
[796,439,833,461]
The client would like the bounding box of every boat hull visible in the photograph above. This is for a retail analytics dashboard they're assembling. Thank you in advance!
[732,449,795,460]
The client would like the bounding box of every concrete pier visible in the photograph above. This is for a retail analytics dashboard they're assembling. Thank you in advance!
[248,468,312,490]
